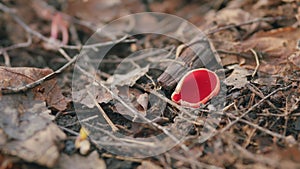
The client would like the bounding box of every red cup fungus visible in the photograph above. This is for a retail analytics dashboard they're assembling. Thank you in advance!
[171,68,220,108]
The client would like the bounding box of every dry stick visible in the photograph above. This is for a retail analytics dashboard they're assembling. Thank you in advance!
[258,112,287,117]
[217,85,292,136]
[86,90,119,132]
[65,115,99,127]
[0,55,78,94]
[76,115,98,124]
[250,49,260,77]
[58,48,72,61]
[0,3,134,50]
[59,125,79,136]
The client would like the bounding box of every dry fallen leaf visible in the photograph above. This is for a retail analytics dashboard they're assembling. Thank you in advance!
[234,27,299,74]
[236,37,292,58]
[215,27,299,74]
[0,67,68,111]
[0,97,51,140]
[2,123,65,168]
[0,95,66,168]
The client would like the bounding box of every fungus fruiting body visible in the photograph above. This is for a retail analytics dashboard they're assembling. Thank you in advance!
[171,68,220,108]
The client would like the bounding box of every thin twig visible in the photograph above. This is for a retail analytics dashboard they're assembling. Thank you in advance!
[65,115,99,127]
[86,90,119,132]
[59,125,79,136]
[58,48,72,61]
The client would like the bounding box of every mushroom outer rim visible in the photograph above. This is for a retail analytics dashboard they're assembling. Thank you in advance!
[171,68,221,108]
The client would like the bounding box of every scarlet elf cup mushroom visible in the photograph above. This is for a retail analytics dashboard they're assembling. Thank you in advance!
[171,68,220,108]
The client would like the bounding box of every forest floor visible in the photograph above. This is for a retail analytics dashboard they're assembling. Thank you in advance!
[0,0,300,169]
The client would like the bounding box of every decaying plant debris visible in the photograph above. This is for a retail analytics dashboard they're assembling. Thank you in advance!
[0,0,300,169]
